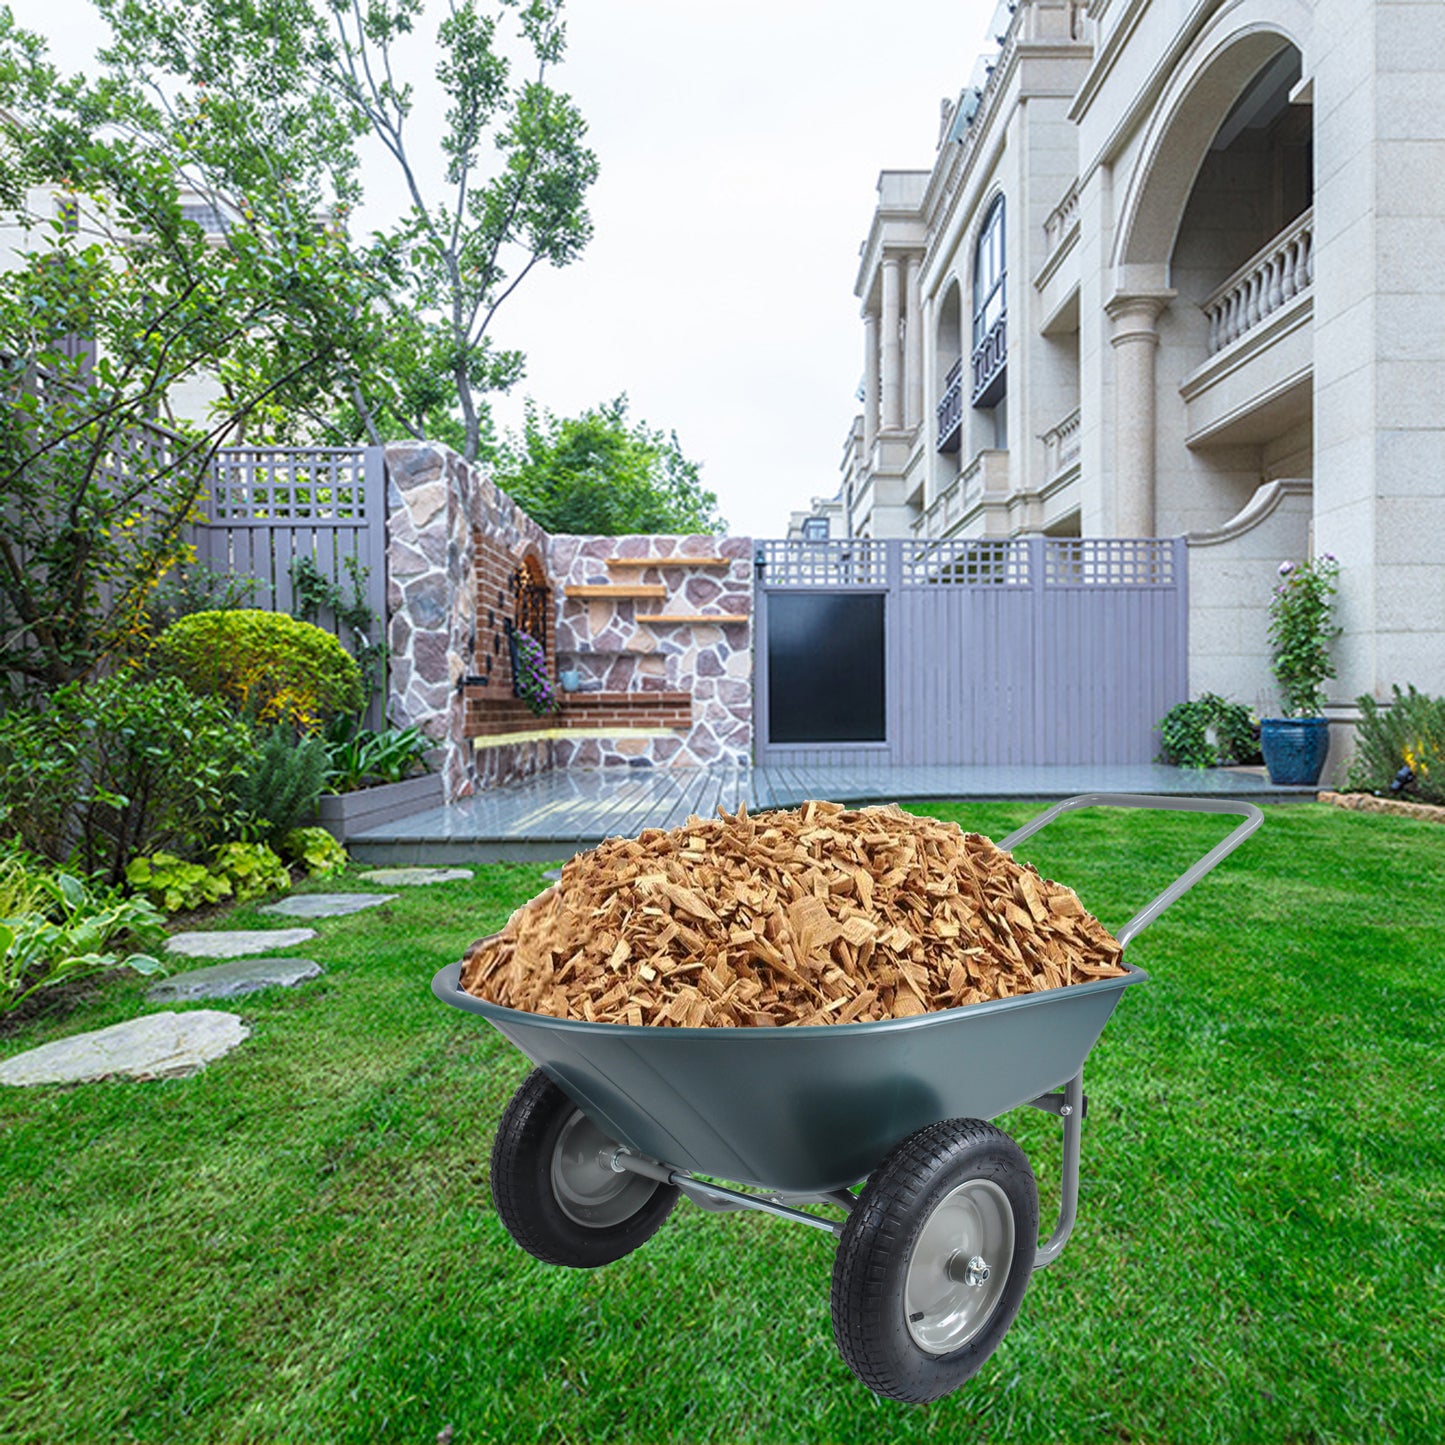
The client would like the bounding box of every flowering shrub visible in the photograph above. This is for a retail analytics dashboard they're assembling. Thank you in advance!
[1268,555,1341,716]
[1345,684,1445,805]
[511,628,558,717]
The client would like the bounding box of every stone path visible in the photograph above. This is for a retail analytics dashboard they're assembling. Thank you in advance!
[5,867,468,1088]
[358,866,473,886]
[167,928,316,958]
[260,893,396,919]
[0,1011,250,1086]
[147,958,322,1003]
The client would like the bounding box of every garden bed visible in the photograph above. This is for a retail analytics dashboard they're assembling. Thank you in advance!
[1317,789,1445,825]
[315,772,445,841]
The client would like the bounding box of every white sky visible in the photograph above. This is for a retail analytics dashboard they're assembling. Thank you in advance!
[20,0,996,535]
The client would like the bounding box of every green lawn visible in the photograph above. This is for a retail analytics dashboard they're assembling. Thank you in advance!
[1,802,1441,1443]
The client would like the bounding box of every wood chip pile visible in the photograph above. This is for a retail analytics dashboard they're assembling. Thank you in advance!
[459,802,1125,1028]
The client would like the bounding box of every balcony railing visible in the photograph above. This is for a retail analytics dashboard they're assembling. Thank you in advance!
[936,358,964,452]
[911,450,1009,537]
[1042,407,1081,481]
[1043,181,1080,260]
[1202,209,1313,354]
[971,310,1007,405]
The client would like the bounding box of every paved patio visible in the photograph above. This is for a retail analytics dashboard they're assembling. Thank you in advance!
[348,762,1312,864]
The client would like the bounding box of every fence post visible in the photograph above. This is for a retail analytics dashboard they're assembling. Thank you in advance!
[363,445,389,728]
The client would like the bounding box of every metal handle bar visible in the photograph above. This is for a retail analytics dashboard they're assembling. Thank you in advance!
[998,793,1264,949]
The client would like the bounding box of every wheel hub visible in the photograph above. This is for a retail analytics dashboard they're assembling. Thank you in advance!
[549,1110,658,1227]
[904,1178,1014,1354]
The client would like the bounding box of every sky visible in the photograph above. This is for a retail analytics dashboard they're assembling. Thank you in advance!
[18,0,999,536]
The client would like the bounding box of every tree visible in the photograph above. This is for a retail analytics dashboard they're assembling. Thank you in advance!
[0,8,378,692]
[494,398,725,535]
[93,0,599,460]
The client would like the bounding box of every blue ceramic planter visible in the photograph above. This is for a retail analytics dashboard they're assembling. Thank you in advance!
[1260,716,1331,785]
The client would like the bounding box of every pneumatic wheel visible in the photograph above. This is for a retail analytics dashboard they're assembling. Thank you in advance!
[830,1118,1038,1403]
[489,1069,678,1268]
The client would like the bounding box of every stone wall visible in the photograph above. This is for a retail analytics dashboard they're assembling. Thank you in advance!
[548,534,754,769]
[386,444,757,795]
[385,441,552,799]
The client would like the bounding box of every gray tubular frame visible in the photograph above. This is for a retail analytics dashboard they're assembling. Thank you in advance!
[616,794,1264,1261]
[1008,792,1265,1266]
[998,792,1265,949]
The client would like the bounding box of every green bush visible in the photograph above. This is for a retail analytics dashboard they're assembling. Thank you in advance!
[1157,693,1262,768]
[322,717,431,793]
[155,609,363,731]
[0,676,253,886]
[281,827,348,877]
[125,852,233,914]
[232,729,330,844]
[212,842,290,902]
[1,864,166,1016]
[1345,685,1445,805]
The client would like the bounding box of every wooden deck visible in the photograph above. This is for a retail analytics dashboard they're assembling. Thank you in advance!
[348,762,1310,864]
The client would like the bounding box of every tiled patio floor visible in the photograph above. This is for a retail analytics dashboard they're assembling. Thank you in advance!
[348,762,1312,864]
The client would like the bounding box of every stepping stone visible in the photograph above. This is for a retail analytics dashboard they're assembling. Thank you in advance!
[0,1011,249,1086]
[146,958,322,1003]
[259,892,396,919]
[358,867,473,886]
[167,928,316,958]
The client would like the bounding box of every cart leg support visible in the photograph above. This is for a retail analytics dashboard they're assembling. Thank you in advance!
[607,1148,847,1236]
[1032,1070,1083,1270]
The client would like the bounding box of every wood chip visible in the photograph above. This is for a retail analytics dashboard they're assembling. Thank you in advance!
[458,802,1125,1027]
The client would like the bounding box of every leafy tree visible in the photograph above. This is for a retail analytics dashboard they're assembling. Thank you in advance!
[92,0,599,460]
[0,8,379,691]
[495,398,725,535]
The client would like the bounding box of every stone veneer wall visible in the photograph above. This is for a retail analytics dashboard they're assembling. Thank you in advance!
[549,534,754,768]
[385,441,552,799]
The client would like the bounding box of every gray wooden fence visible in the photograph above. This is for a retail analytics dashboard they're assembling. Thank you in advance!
[753,536,1188,767]
[195,446,388,724]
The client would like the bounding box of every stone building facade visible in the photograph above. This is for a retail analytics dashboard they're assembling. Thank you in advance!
[830,0,1445,753]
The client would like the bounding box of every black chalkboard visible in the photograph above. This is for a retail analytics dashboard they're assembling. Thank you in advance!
[767,592,886,743]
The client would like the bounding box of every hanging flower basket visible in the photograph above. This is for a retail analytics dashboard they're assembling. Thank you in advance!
[509,626,559,717]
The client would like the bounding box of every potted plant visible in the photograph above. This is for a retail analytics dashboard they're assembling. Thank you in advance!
[1260,554,1341,785]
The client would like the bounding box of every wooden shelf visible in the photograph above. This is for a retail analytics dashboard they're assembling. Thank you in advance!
[564,584,667,599]
[636,612,749,625]
[606,556,732,570]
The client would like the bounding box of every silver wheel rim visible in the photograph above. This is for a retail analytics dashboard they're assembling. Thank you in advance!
[550,1110,658,1228]
[904,1177,1015,1355]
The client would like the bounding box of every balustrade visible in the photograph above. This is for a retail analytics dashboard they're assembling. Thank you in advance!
[1202,210,1313,354]
[936,358,964,452]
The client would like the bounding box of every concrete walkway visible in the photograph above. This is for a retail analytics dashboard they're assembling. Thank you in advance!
[348,762,1312,864]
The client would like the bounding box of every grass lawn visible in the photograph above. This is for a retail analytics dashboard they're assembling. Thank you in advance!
[1,801,1441,1443]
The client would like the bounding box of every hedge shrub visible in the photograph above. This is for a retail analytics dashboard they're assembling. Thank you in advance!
[155,610,363,731]
[0,676,252,885]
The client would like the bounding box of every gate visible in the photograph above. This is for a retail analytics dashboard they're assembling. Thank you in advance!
[753,536,1187,766]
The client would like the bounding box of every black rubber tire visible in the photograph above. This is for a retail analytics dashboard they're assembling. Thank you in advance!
[830,1118,1038,1403]
[489,1069,678,1268]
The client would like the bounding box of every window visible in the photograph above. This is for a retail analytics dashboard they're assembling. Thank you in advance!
[181,202,228,234]
[971,197,1007,406]
[802,516,829,541]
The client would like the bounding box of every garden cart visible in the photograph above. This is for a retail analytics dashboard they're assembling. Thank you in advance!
[432,794,1263,1402]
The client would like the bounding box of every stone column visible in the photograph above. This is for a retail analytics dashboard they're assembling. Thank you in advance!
[863,309,881,451]
[881,255,903,431]
[905,254,923,430]
[1106,291,1173,537]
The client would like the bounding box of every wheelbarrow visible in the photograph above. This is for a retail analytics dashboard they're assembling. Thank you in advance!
[432,794,1262,1403]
